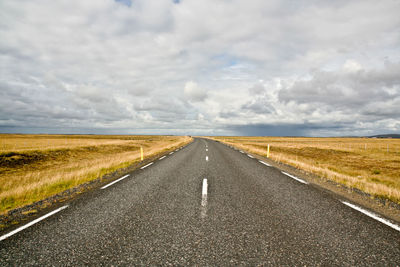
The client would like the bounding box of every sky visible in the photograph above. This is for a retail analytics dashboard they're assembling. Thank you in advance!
[1,0,399,136]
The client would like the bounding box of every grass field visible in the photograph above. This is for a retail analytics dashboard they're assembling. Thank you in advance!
[0,134,192,214]
[211,137,400,204]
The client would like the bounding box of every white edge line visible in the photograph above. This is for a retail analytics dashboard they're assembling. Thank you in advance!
[281,171,308,184]
[101,174,130,189]
[140,162,153,169]
[341,201,400,232]
[159,155,166,160]
[169,152,174,155]
[240,151,244,153]
[247,154,254,158]
[0,205,68,241]
[259,160,271,167]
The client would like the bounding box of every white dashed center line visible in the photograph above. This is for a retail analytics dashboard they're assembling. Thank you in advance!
[201,178,208,218]
[281,171,308,184]
[101,174,130,189]
[206,149,208,152]
[206,156,209,161]
[159,156,166,160]
[202,178,208,197]
[0,205,69,241]
[140,162,153,169]
[342,201,400,232]
[259,160,271,167]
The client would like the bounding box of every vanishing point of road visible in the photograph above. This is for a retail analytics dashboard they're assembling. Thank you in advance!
[1,138,399,266]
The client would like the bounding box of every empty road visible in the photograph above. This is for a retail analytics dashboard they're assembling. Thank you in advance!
[1,138,399,266]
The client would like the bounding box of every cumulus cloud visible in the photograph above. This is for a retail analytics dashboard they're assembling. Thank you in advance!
[183,81,208,102]
[248,83,266,95]
[343,60,363,73]
[279,61,400,109]
[0,0,399,136]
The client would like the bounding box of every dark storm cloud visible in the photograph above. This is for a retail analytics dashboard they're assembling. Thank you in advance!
[225,123,348,137]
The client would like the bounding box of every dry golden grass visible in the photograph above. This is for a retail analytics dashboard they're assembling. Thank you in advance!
[0,134,192,213]
[211,136,400,204]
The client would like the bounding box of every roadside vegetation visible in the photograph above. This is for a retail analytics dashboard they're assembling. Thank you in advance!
[211,137,400,204]
[0,134,192,214]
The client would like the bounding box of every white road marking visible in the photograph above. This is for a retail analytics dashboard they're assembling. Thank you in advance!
[342,201,400,232]
[240,150,244,153]
[259,160,271,167]
[159,156,166,160]
[206,156,209,161]
[101,174,130,189]
[281,171,308,184]
[140,162,153,169]
[0,205,68,241]
[175,149,179,151]
[202,178,208,196]
[247,154,254,158]
[169,152,174,155]
[201,178,208,218]
[206,149,208,152]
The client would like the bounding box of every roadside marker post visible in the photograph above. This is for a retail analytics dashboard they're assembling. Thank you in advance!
[267,144,270,158]
[140,147,144,161]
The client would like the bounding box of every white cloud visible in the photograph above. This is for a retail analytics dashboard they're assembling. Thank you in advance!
[343,60,362,73]
[0,0,399,136]
[183,81,207,102]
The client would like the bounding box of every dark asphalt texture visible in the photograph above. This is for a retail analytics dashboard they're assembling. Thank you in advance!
[1,138,399,266]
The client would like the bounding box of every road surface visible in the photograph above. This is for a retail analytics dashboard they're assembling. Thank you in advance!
[1,138,399,266]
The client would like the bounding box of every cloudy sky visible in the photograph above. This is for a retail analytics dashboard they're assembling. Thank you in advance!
[1,0,399,136]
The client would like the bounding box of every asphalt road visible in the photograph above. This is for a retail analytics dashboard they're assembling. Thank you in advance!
[1,138,399,266]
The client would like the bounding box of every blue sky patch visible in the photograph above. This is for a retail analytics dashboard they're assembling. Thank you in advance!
[115,0,132,7]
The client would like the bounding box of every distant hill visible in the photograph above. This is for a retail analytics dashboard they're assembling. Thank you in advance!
[367,134,400,139]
